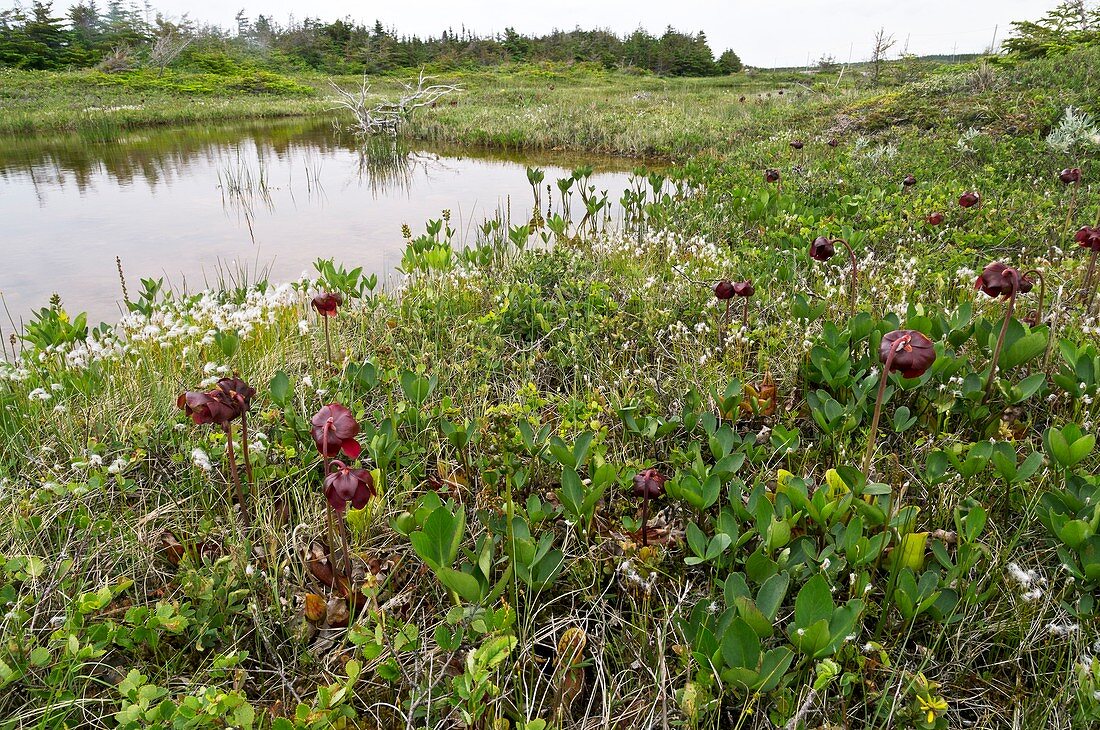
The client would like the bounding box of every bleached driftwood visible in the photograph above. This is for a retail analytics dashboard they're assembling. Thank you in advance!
[329,70,461,137]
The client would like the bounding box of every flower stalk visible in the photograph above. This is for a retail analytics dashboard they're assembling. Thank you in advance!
[863,342,900,475]
[223,422,251,528]
[983,279,1018,402]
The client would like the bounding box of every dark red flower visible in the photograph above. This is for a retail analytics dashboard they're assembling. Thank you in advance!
[958,191,980,208]
[975,262,1033,299]
[879,330,936,379]
[809,236,836,262]
[1075,225,1100,252]
[790,140,804,150]
[827,138,839,148]
[902,174,917,187]
[311,403,361,459]
[1059,168,1082,185]
[925,212,945,226]
[633,468,667,499]
[177,377,254,426]
[764,169,781,184]
[714,281,735,300]
[732,280,755,297]
[311,292,343,317]
[324,460,375,512]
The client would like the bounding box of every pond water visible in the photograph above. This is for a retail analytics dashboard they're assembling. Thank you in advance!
[0,118,641,326]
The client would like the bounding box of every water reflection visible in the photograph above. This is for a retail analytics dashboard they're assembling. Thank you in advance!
[0,119,642,324]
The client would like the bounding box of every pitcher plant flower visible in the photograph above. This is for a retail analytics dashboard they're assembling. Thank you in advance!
[311,291,344,365]
[312,402,364,584]
[958,191,980,209]
[809,236,858,317]
[733,280,754,324]
[713,281,735,300]
[862,330,935,473]
[1060,167,1082,185]
[902,174,917,188]
[325,460,376,580]
[632,468,667,547]
[925,212,945,226]
[975,263,1036,401]
[1076,225,1100,312]
[177,376,257,528]
[311,403,362,459]
[764,168,781,192]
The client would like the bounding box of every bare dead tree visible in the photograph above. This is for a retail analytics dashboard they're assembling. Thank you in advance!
[328,70,461,138]
[149,31,193,76]
[96,46,135,74]
[870,27,896,87]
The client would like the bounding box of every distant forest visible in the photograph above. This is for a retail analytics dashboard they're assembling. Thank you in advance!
[0,1,742,76]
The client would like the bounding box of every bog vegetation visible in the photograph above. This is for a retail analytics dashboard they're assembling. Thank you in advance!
[0,1,735,75]
[1,3,1100,730]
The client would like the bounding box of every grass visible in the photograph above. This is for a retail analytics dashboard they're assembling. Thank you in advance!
[0,62,851,151]
[1,52,1100,729]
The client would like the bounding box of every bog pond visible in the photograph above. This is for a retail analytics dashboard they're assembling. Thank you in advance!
[0,118,641,325]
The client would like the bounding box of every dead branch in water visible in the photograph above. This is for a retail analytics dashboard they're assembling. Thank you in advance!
[328,69,461,137]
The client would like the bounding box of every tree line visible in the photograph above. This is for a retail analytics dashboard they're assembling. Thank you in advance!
[0,1,743,75]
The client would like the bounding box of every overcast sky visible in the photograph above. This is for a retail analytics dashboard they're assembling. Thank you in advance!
[141,0,1054,67]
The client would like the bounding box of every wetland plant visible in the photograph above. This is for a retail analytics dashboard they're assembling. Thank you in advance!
[975,262,1035,400]
[312,402,363,581]
[178,376,257,527]
[632,468,667,547]
[958,191,981,209]
[312,292,344,365]
[325,459,376,580]
[1075,225,1100,312]
[1061,168,1083,231]
[809,236,858,317]
[862,330,935,473]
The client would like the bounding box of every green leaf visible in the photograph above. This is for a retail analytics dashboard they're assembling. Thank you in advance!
[438,567,483,604]
[794,574,834,628]
[1008,372,1046,404]
[706,533,732,560]
[734,596,774,638]
[1058,519,1093,549]
[756,647,795,692]
[789,618,829,656]
[409,505,464,570]
[720,617,760,671]
[269,371,290,405]
[400,371,434,405]
[756,572,789,621]
[686,523,707,558]
[1069,434,1096,466]
[1000,331,1047,371]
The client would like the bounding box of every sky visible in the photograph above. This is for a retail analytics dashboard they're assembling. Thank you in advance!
[139,0,1054,68]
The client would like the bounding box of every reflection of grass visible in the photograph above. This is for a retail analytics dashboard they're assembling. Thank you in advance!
[354,137,420,196]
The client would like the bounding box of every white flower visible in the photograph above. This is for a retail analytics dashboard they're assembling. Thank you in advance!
[191,448,213,472]
[28,388,51,401]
